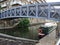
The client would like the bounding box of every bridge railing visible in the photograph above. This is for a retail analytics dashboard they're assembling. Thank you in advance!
[0,2,60,21]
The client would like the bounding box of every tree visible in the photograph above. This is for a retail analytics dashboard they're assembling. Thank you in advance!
[18,18,30,32]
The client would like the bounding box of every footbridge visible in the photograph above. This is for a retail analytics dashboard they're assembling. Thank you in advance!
[0,2,60,21]
[0,2,60,45]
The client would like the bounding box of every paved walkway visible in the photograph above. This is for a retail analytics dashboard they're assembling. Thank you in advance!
[36,30,56,45]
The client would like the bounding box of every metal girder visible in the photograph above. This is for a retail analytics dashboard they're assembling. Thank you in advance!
[0,2,60,21]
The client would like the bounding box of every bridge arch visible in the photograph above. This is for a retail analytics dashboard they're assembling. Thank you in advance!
[0,2,60,21]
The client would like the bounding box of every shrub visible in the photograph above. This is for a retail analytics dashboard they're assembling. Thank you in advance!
[18,18,30,33]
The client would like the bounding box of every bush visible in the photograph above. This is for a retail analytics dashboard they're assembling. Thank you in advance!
[18,18,30,33]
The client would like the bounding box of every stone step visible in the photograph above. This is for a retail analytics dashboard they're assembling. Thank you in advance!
[0,38,36,45]
[0,33,38,45]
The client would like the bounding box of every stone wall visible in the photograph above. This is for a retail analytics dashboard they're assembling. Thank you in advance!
[0,33,38,45]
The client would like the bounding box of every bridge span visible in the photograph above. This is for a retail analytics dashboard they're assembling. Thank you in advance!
[0,2,60,21]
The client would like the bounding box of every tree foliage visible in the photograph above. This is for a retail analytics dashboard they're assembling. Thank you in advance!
[18,18,30,33]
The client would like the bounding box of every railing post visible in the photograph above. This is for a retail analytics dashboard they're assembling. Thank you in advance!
[48,4,51,19]
[36,3,38,18]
